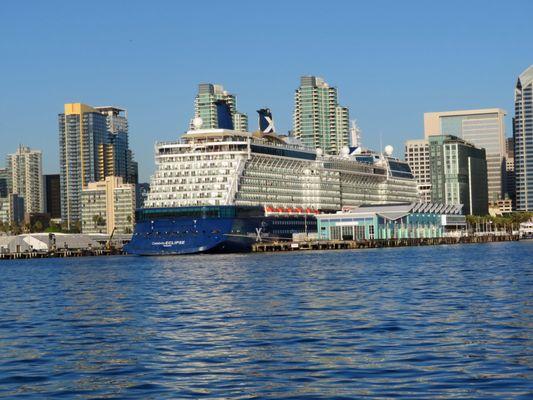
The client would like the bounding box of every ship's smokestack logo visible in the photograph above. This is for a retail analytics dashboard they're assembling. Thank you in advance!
[255,227,263,242]
[257,108,275,133]
[215,100,234,130]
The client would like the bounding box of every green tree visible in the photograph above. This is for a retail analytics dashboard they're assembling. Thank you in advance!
[45,224,62,233]
[72,221,82,233]
[33,220,44,232]
[10,223,22,235]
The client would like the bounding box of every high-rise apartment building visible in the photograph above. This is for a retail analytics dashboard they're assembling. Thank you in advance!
[7,145,43,215]
[59,103,137,229]
[429,135,488,215]
[0,168,8,198]
[0,194,24,224]
[0,197,8,224]
[405,139,431,202]
[505,137,515,204]
[191,84,248,131]
[513,65,533,211]
[95,106,138,183]
[293,76,349,155]
[128,159,139,184]
[59,103,108,228]
[44,174,61,219]
[81,176,136,234]
[424,109,506,203]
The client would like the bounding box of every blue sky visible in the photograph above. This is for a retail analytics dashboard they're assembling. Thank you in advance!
[1,0,532,181]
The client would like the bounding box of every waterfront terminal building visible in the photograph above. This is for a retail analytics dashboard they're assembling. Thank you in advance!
[316,203,466,241]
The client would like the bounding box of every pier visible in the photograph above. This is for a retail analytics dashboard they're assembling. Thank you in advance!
[0,232,132,261]
[252,234,520,253]
[0,248,124,260]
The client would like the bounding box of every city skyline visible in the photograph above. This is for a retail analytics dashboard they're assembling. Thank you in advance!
[1,1,532,181]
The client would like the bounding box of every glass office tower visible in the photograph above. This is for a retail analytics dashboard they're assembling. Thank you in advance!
[429,135,488,215]
[424,108,506,203]
[514,65,533,211]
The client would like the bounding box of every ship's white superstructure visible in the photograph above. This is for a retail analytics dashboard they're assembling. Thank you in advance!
[146,129,419,210]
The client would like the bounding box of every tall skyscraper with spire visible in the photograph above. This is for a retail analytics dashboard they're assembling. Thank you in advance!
[191,84,248,131]
[293,76,350,155]
[514,65,533,211]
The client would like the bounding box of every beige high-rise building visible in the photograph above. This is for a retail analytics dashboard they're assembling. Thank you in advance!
[7,145,43,215]
[405,139,431,203]
[81,176,135,234]
[424,108,506,202]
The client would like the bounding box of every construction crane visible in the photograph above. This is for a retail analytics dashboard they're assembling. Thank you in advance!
[106,227,116,251]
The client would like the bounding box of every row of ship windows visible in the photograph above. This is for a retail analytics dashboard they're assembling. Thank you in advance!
[151,192,225,199]
[156,156,240,164]
[155,170,234,178]
[151,186,228,194]
[135,229,221,237]
[157,160,238,167]
[156,167,236,174]
[237,193,341,203]
[244,172,340,182]
[146,200,223,207]
[241,186,341,194]
[240,188,341,196]
[154,177,229,184]
[272,220,314,226]
[241,184,365,194]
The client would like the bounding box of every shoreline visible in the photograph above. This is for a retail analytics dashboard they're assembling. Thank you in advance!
[0,233,522,260]
[252,234,520,253]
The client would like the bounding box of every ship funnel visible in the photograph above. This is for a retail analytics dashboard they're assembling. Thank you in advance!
[215,100,234,130]
[257,108,276,133]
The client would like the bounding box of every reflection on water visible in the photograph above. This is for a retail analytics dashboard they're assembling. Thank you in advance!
[0,242,531,398]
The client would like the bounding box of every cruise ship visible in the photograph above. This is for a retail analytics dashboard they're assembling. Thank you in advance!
[125,110,419,255]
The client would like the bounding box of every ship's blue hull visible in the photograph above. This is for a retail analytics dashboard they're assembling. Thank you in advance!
[124,206,316,256]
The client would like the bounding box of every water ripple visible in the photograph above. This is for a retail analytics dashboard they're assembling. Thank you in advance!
[0,241,531,398]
